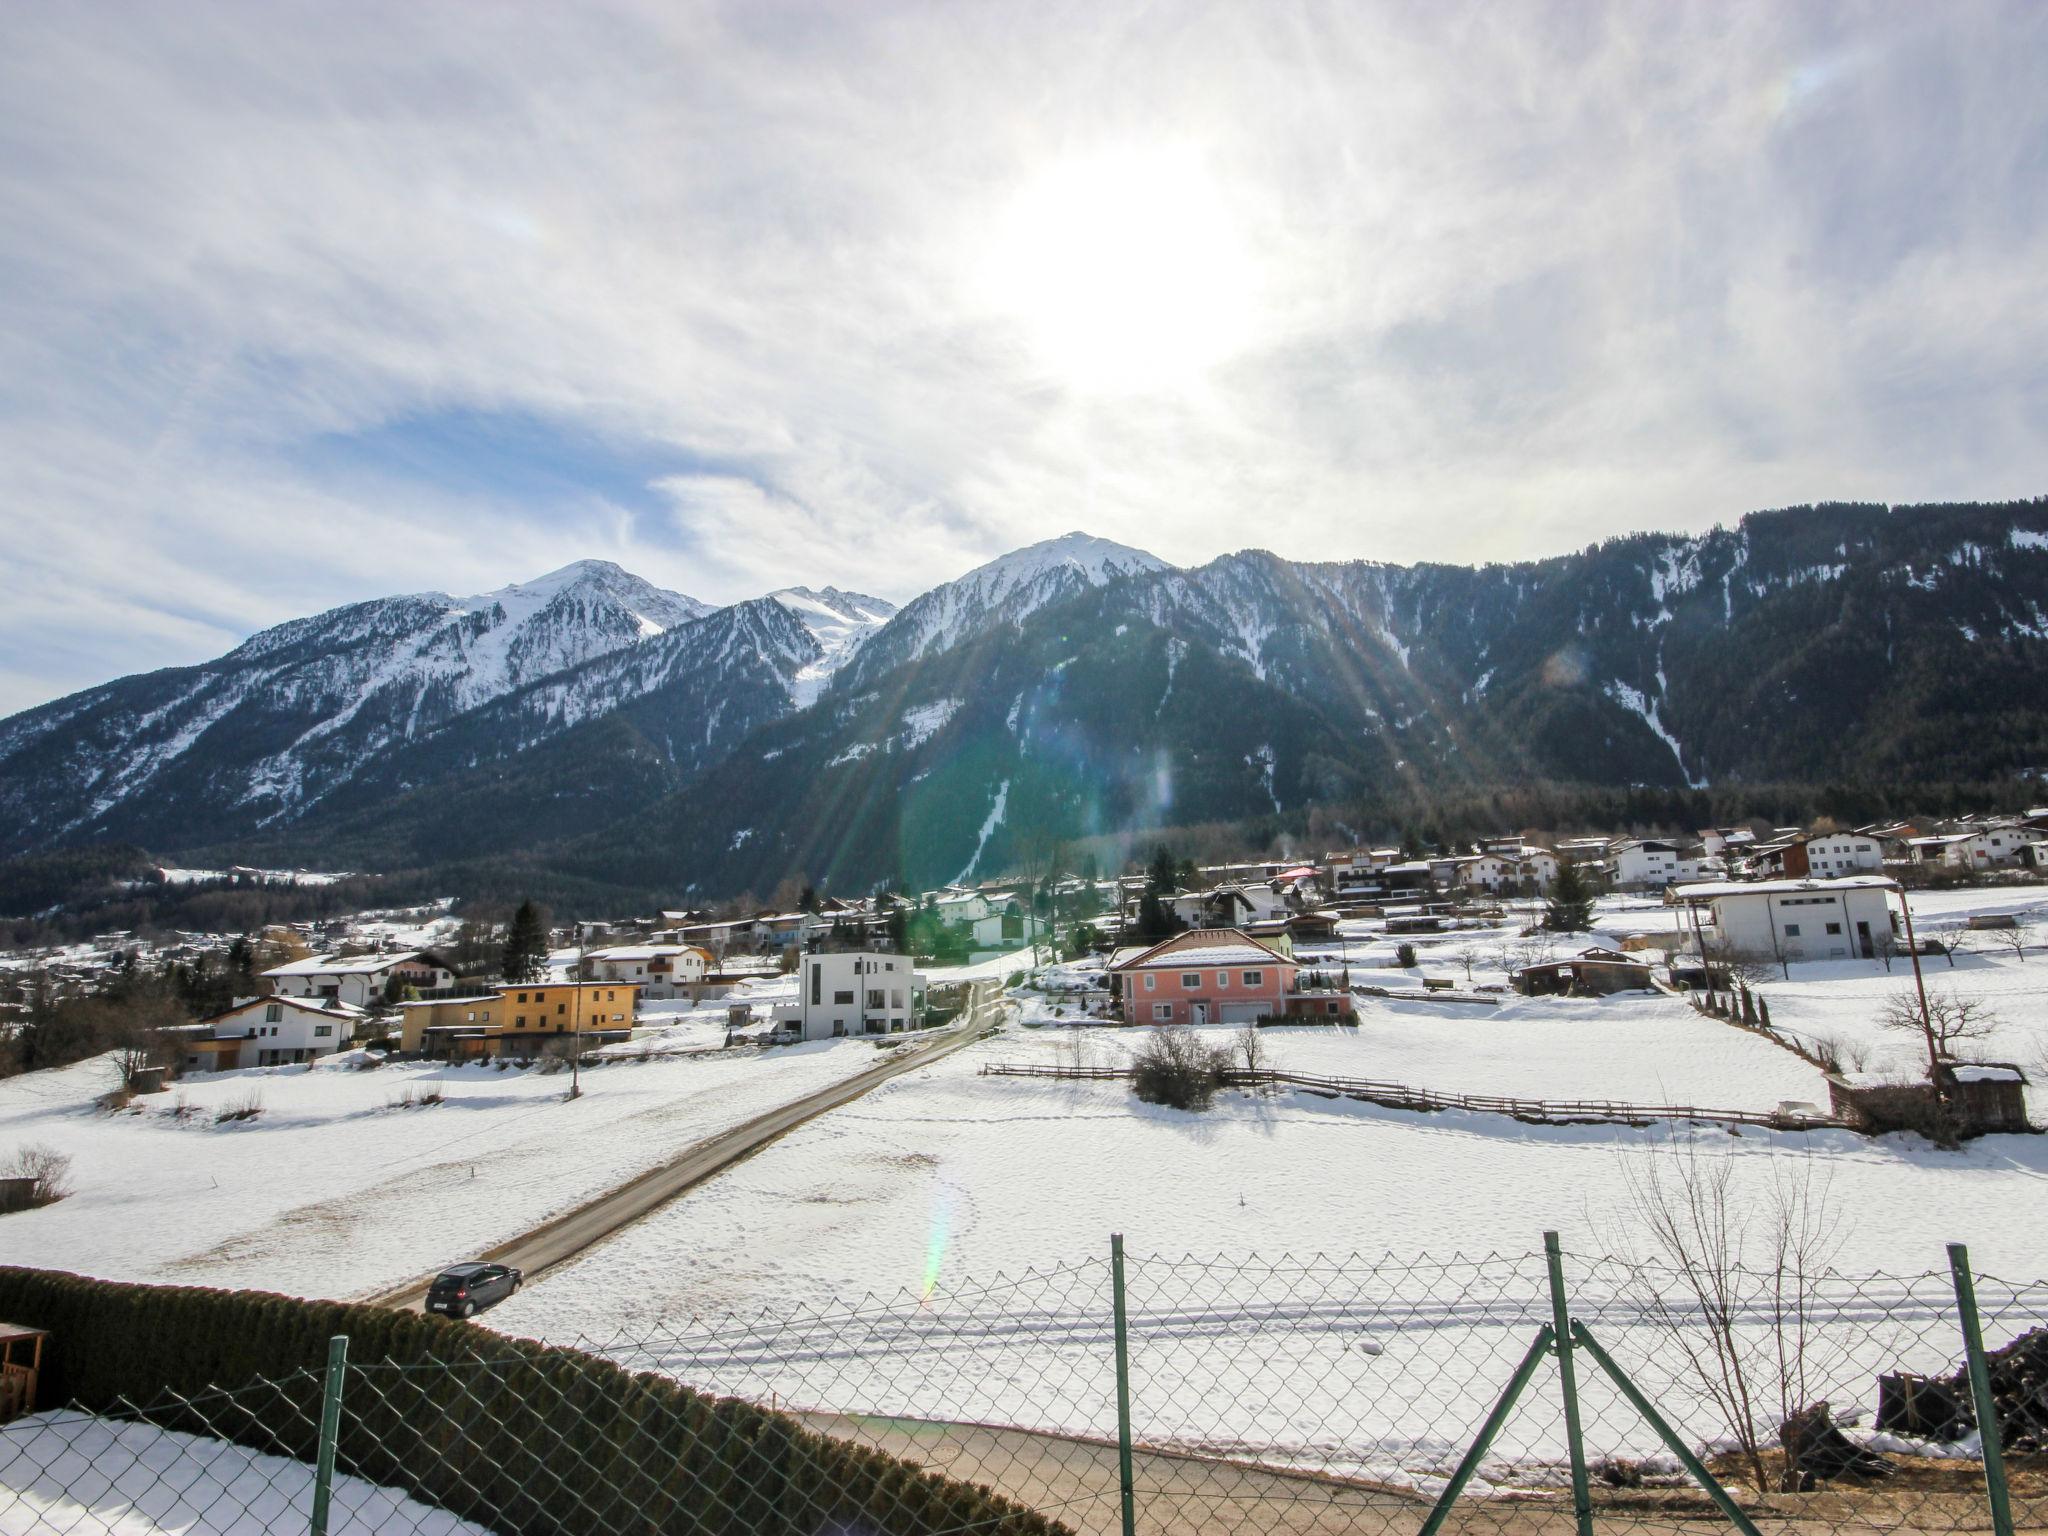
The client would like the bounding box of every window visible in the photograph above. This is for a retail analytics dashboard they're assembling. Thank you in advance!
[516,992,528,1003]
[314,1024,332,1037]
[835,990,855,1005]
[1143,974,1156,991]
[811,965,821,1005]
[1153,1004,1173,1021]
[1216,971,1231,988]
[1243,970,1263,987]
[1783,923,1801,937]
[265,1002,282,1023]
[1181,972,1202,989]
[557,1002,567,1015]
[1825,922,1842,935]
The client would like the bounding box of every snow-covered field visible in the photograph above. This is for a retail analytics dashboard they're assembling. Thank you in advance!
[0,1033,883,1300]
[0,1412,488,1536]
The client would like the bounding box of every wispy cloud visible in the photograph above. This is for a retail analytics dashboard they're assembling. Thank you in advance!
[2,0,2044,711]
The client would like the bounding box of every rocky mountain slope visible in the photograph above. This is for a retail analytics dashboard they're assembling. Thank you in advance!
[3,499,2045,899]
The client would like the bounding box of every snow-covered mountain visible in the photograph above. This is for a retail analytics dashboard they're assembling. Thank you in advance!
[770,588,898,705]
[836,531,1167,691]
[0,560,711,853]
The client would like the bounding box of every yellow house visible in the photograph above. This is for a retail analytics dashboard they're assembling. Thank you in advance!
[403,981,642,1059]
[396,995,502,1054]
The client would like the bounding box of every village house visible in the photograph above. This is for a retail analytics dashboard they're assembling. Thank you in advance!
[1109,928,1351,1025]
[262,951,455,1008]
[172,995,363,1071]
[411,980,641,1061]
[1913,827,2045,871]
[784,951,923,1041]
[1452,853,1515,893]
[1604,839,1700,890]
[1514,847,1562,889]
[1746,832,1885,880]
[1668,876,1897,964]
[583,943,712,1000]
[395,994,501,1053]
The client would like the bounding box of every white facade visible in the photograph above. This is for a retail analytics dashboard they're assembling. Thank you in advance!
[1454,855,1513,892]
[181,996,361,1069]
[1934,829,2043,869]
[262,952,453,1009]
[586,944,710,1000]
[1803,833,1884,876]
[1674,877,1896,963]
[793,951,924,1041]
[1606,841,1685,888]
[1515,849,1562,888]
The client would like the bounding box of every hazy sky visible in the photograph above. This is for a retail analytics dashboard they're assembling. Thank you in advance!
[3,1,2045,714]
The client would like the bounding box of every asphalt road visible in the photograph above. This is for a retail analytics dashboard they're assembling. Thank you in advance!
[367,1008,998,1310]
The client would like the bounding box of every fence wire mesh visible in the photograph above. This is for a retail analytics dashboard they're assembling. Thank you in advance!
[1,1241,2042,1536]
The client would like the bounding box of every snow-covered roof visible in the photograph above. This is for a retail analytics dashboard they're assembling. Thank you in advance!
[590,944,692,961]
[395,995,497,1010]
[199,995,364,1025]
[1949,1064,2026,1084]
[1669,876,1895,900]
[261,951,428,978]
[1111,929,1295,971]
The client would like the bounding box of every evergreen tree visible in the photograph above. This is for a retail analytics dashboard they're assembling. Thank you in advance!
[501,900,549,982]
[1542,862,1595,933]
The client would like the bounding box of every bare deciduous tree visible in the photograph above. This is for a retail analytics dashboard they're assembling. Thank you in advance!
[1604,1135,1845,1493]
[4,1142,74,1206]
[1987,922,2033,964]
[1234,1023,1265,1074]
[1879,988,2001,1072]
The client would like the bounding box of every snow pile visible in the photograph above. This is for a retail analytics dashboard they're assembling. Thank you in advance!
[0,1412,489,1536]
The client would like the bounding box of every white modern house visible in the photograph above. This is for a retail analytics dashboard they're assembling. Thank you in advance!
[173,995,364,1071]
[1669,876,1897,964]
[786,951,924,1040]
[584,944,712,1000]
[262,952,454,1009]
[1915,828,2045,870]
[1605,840,1694,889]
[1801,832,1885,876]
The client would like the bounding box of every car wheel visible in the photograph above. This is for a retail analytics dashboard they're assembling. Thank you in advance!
[459,1301,475,1319]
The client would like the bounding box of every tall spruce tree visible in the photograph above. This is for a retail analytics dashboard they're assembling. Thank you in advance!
[501,900,549,982]
[1542,862,1595,933]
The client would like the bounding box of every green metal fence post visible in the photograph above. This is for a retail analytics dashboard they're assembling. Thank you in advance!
[1571,1322,1765,1536]
[1543,1231,1594,1536]
[1949,1242,2016,1536]
[309,1334,348,1536]
[1417,1326,1555,1536]
[1110,1233,1137,1536]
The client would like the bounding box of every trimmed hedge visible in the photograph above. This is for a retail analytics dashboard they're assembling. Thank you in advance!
[0,1267,1071,1536]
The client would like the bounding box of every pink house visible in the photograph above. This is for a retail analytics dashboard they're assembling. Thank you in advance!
[1111,928,1302,1025]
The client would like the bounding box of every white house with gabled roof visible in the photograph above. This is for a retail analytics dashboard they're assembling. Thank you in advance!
[262,952,453,1009]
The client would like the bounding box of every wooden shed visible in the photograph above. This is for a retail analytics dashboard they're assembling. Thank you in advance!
[1512,948,1655,998]
[1826,1063,2033,1139]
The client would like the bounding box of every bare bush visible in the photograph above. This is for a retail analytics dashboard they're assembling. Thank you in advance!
[4,1142,74,1206]
[214,1090,264,1124]
[1131,1026,1229,1111]
[1606,1135,1845,1493]
[1987,921,2034,963]
[1234,1024,1266,1074]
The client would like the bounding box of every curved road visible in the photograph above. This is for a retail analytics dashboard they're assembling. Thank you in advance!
[367,1003,1000,1310]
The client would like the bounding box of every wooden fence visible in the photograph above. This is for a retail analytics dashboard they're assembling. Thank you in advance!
[978,1061,1848,1131]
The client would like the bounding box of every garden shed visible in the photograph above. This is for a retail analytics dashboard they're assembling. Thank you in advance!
[1512,948,1655,997]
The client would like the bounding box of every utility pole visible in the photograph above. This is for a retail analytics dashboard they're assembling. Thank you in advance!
[568,921,584,1101]
[1892,881,1940,1082]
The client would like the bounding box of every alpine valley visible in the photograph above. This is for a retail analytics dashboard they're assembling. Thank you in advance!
[4,499,2047,907]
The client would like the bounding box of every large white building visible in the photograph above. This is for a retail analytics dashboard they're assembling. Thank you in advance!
[585,944,711,1000]
[1670,876,1897,964]
[1605,840,1702,889]
[174,995,364,1071]
[262,952,454,1009]
[788,951,924,1041]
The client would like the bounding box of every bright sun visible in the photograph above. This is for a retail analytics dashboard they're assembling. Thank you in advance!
[979,145,1258,395]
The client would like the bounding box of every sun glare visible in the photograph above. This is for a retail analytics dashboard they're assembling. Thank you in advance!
[979,145,1258,395]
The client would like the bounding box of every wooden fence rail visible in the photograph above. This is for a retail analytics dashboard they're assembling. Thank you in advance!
[978,1061,1847,1131]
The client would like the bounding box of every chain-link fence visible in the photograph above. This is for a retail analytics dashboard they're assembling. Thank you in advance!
[2,1238,2042,1536]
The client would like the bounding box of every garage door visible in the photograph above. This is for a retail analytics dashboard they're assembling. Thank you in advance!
[1219,1003,1264,1024]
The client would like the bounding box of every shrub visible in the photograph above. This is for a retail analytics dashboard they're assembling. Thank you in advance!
[214,1090,264,1124]
[3,1143,73,1207]
[1132,1026,1230,1111]
[1394,942,1418,968]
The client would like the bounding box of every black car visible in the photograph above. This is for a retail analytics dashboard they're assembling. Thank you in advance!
[426,1261,522,1318]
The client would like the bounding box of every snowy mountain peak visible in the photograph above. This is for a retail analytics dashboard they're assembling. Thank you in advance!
[460,559,712,634]
[958,532,1168,604]
[771,588,900,706]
